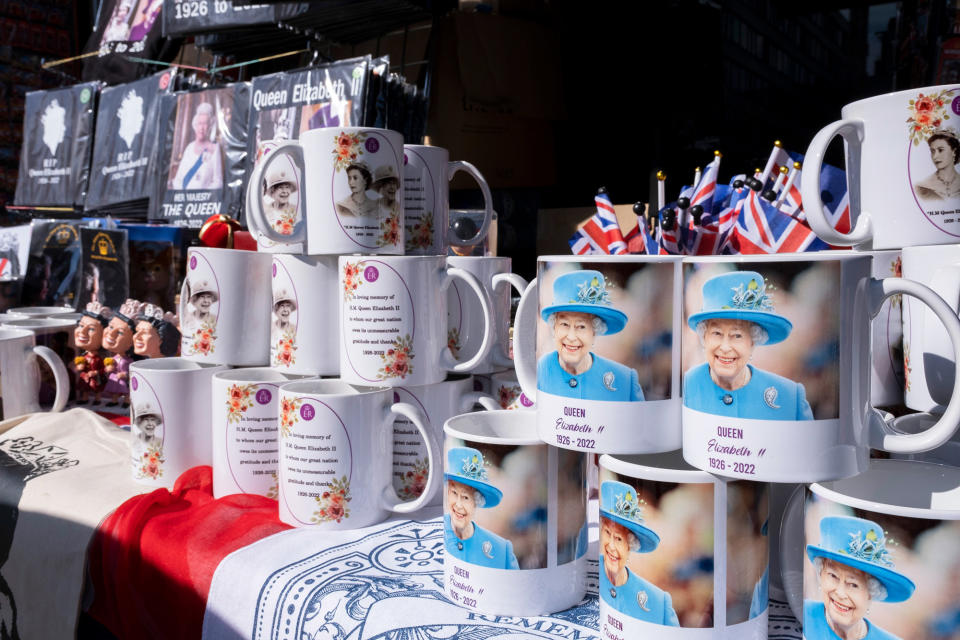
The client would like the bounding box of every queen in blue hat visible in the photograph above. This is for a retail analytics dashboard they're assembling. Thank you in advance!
[537,269,643,401]
[804,516,915,640]
[598,480,679,626]
[444,447,519,570]
[683,270,813,420]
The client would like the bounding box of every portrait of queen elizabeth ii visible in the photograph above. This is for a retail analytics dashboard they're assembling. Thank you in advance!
[537,269,644,402]
[804,516,915,640]
[683,270,813,421]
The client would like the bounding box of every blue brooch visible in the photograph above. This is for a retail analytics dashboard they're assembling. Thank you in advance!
[613,490,645,524]
[724,278,774,311]
[571,276,613,306]
[460,453,490,481]
[839,528,895,567]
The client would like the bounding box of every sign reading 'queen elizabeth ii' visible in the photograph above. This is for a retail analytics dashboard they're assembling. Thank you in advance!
[522,256,683,455]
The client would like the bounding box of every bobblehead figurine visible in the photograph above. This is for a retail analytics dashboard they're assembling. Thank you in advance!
[133,303,181,358]
[444,447,519,570]
[73,301,110,404]
[537,270,644,401]
[599,480,680,626]
[683,271,813,420]
[102,298,141,407]
[804,516,914,640]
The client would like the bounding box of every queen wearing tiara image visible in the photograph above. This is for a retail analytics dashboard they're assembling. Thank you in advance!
[914,128,960,201]
[683,271,813,420]
[804,516,915,640]
[599,480,679,625]
[537,270,644,401]
[444,447,519,570]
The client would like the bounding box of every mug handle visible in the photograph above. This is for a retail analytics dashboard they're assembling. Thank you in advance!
[866,277,960,452]
[32,345,69,412]
[778,485,806,622]
[512,278,539,403]
[245,142,306,246]
[490,272,529,368]
[383,401,440,513]
[445,161,493,247]
[441,267,494,372]
[800,118,871,246]
[459,391,500,412]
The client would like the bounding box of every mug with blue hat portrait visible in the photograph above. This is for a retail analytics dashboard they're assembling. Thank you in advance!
[804,515,915,640]
[537,269,643,401]
[444,446,519,571]
[598,480,680,626]
[683,269,813,421]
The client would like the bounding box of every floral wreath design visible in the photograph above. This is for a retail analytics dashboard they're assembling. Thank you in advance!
[725,278,774,311]
[377,334,414,380]
[498,383,521,410]
[903,342,912,392]
[273,330,297,367]
[405,214,434,251]
[613,490,646,524]
[226,383,255,424]
[311,475,351,523]
[332,131,367,172]
[571,275,613,306]
[378,208,401,247]
[342,260,364,302]
[398,458,429,500]
[187,321,217,356]
[271,208,297,236]
[838,527,896,567]
[137,442,165,480]
[266,471,279,500]
[447,328,461,361]
[907,89,953,146]
[279,396,303,438]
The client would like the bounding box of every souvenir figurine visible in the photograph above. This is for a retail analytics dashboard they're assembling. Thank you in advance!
[133,303,181,358]
[102,298,140,407]
[73,301,110,404]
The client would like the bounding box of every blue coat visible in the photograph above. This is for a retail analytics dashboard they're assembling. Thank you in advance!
[537,352,644,401]
[749,567,769,618]
[444,514,519,570]
[599,558,680,626]
[804,600,900,640]
[683,363,813,421]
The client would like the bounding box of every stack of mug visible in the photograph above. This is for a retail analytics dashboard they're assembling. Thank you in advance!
[432,84,960,636]
[125,125,540,528]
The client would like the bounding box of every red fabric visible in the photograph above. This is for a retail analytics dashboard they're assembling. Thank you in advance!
[87,466,292,639]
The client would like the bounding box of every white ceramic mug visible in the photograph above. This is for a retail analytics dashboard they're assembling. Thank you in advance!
[270,254,339,376]
[338,255,494,387]
[901,243,960,413]
[599,452,769,638]
[0,328,69,418]
[276,379,440,529]
[402,144,493,254]
[391,374,497,506]
[8,306,74,318]
[247,127,405,255]
[3,317,77,405]
[780,459,960,640]
[446,256,527,375]
[211,367,309,499]
[513,255,683,454]
[443,410,588,616]
[180,247,273,366]
[802,84,960,249]
[129,357,228,487]
[681,253,960,483]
